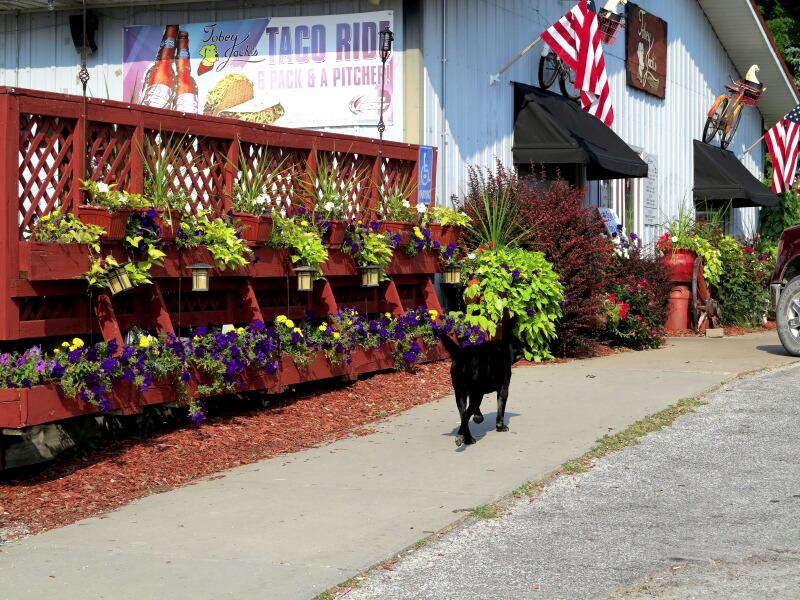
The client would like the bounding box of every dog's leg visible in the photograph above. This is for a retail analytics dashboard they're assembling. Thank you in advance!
[456,392,480,446]
[496,383,509,432]
[454,391,472,447]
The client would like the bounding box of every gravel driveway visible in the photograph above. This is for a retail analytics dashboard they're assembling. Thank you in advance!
[344,364,800,600]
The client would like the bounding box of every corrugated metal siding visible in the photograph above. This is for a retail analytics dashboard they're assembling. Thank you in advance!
[1,0,769,242]
[422,0,765,243]
[0,0,405,140]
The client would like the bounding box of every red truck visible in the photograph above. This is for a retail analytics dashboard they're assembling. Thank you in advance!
[772,225,800,354]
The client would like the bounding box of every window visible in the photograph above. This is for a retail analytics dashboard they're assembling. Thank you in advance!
[601,177,643,237]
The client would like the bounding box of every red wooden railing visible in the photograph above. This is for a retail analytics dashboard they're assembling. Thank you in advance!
[0,88,445,436]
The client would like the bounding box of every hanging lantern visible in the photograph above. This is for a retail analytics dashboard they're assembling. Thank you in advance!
[107,263,134,295]
[442,265,461,285]
[189,263,213,292]
[361,265,381,288]
[295,266,316,292]
[379,26,394,62]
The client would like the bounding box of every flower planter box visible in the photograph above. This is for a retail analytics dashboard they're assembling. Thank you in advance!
[381,221,415,246]
[75,206,136,240]
[427,224,461,247]
[232,212,272,244]
[154,209,182,242]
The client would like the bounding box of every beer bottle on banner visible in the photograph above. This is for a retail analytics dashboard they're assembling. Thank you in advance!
[140,24,179,109]
[175,31,199,113]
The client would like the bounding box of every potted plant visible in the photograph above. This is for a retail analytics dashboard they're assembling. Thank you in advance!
[78,180,150,240]
[177,211,253,271]
[426,205,472,246]
[299,151,368,248]
[659,207,722,287]
[377,171,418,245]
[33,209,105,250]
[230,141,287,244]
[342,222,396,284]
[270,212,329,283]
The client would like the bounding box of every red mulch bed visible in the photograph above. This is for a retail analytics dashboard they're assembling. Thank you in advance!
[668,322,776,338]
[1,362,454,540]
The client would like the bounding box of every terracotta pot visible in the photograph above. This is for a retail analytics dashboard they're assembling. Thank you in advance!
[153,209,182,242]
[75,206,136,240]
[326,220,350,248]
[232,211,261,243]
[439,225,460,247]
[664,249,696,284]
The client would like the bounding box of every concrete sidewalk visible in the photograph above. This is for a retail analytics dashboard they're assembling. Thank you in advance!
[0,332,796,600]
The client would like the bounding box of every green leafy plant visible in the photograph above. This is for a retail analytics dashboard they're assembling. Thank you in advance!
[715,236,772,327]
[81,180,150,210]
[33,210,103,250]
[377,171,418,222]
[230,140,288,216]
[342,223,396,280]
[604,276,665,350]
[462,164,533,248]
[177,212,253,271]
[141,132,193,233]
[426,205,472,228]
[463,245,564,361]
[271,213,329,274]
[298,150,367,222]
[662,205,723,287]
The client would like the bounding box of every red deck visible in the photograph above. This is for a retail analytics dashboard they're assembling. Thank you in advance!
[0,87,444,431]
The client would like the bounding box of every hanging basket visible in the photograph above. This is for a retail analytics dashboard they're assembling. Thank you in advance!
[598,10,624,45]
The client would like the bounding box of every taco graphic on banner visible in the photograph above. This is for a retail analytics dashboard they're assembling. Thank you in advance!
[204,74,284,125]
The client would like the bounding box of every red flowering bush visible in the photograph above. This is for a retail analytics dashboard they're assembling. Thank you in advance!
[518,176,613,357]
[605,275,665,350]
[656,232,673,253]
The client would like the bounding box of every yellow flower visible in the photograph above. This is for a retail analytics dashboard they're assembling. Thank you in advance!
[346,320,352,326]
[71,337,84,349]
[138,336,151,349]
[53,348,60,354]
[292,327,303,337]
[61,341,71,348]
[236,327,246,336]
[193,335,201,342]
[318,323,328,332]
[333,332,341,340]
[385,312,392,319]
[276,315,287,323]
[300,220,309,227]
[413,227,424,240]
[429,309,439,319]
[285,319,295,328]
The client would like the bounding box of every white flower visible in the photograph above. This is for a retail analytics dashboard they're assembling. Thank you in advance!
[255,193,269,205]
[416,203,428,214]
[324,201,335,212]
[401,200,411,209]
[467,253,476,260]
[96,182,110,194]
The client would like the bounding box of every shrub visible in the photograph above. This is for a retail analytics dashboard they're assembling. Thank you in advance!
[715,236,772,327]
[608,253,672,331]
[604,275,665,350]
[517,177,613,357]
[759,188,800,243]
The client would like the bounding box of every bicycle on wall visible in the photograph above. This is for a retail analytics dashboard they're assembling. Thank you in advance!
[538,47,581,101]
[702,66,765,149]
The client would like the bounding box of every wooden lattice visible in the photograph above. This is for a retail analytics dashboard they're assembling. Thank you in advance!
[18,114,76,238]
[18,296,85,321]
[86,122,135,190]
[377,157,417,216]
[163,290,228,314]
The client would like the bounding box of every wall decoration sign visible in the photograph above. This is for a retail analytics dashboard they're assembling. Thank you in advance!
[642,152,659,226]
[122,11,398,128]
[625,4,668,99]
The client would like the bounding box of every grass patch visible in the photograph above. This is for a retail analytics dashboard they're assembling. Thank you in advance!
[312,574,365,600]
[469,502,504,519]
[561,397,706,475]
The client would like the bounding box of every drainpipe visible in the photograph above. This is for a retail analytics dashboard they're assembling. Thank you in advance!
[15,11,20,86]
[440,0,448,206]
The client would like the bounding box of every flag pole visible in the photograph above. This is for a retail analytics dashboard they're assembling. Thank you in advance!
[743,134,765,155]
[490,36,542,85]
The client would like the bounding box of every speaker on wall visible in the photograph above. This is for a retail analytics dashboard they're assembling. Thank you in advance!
[69,11,99,54]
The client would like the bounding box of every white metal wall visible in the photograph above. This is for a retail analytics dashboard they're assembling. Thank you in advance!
[0,0,405,140]
[1,0,769,242]
[421,0,765,243]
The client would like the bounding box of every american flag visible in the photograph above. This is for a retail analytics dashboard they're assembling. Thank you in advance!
[765,104,800,193]
[541,0,614,126]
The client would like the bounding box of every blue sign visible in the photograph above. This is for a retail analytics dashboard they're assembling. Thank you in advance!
[417,145,434,205]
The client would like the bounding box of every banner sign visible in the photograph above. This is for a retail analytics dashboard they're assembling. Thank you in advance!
[417,146,434,205]
[625,4,668,99]
[123,11,398,128]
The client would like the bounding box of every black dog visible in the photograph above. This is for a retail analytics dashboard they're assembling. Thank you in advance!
[440,324,522,446]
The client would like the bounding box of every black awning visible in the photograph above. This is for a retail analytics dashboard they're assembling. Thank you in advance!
[512,82,648,180]
[693,140,778,207]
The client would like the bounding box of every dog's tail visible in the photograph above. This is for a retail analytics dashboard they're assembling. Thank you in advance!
[438,333,462,357]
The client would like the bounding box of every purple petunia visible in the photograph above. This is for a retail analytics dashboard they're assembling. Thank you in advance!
[512,269,521,279]
[403,351,418,364]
